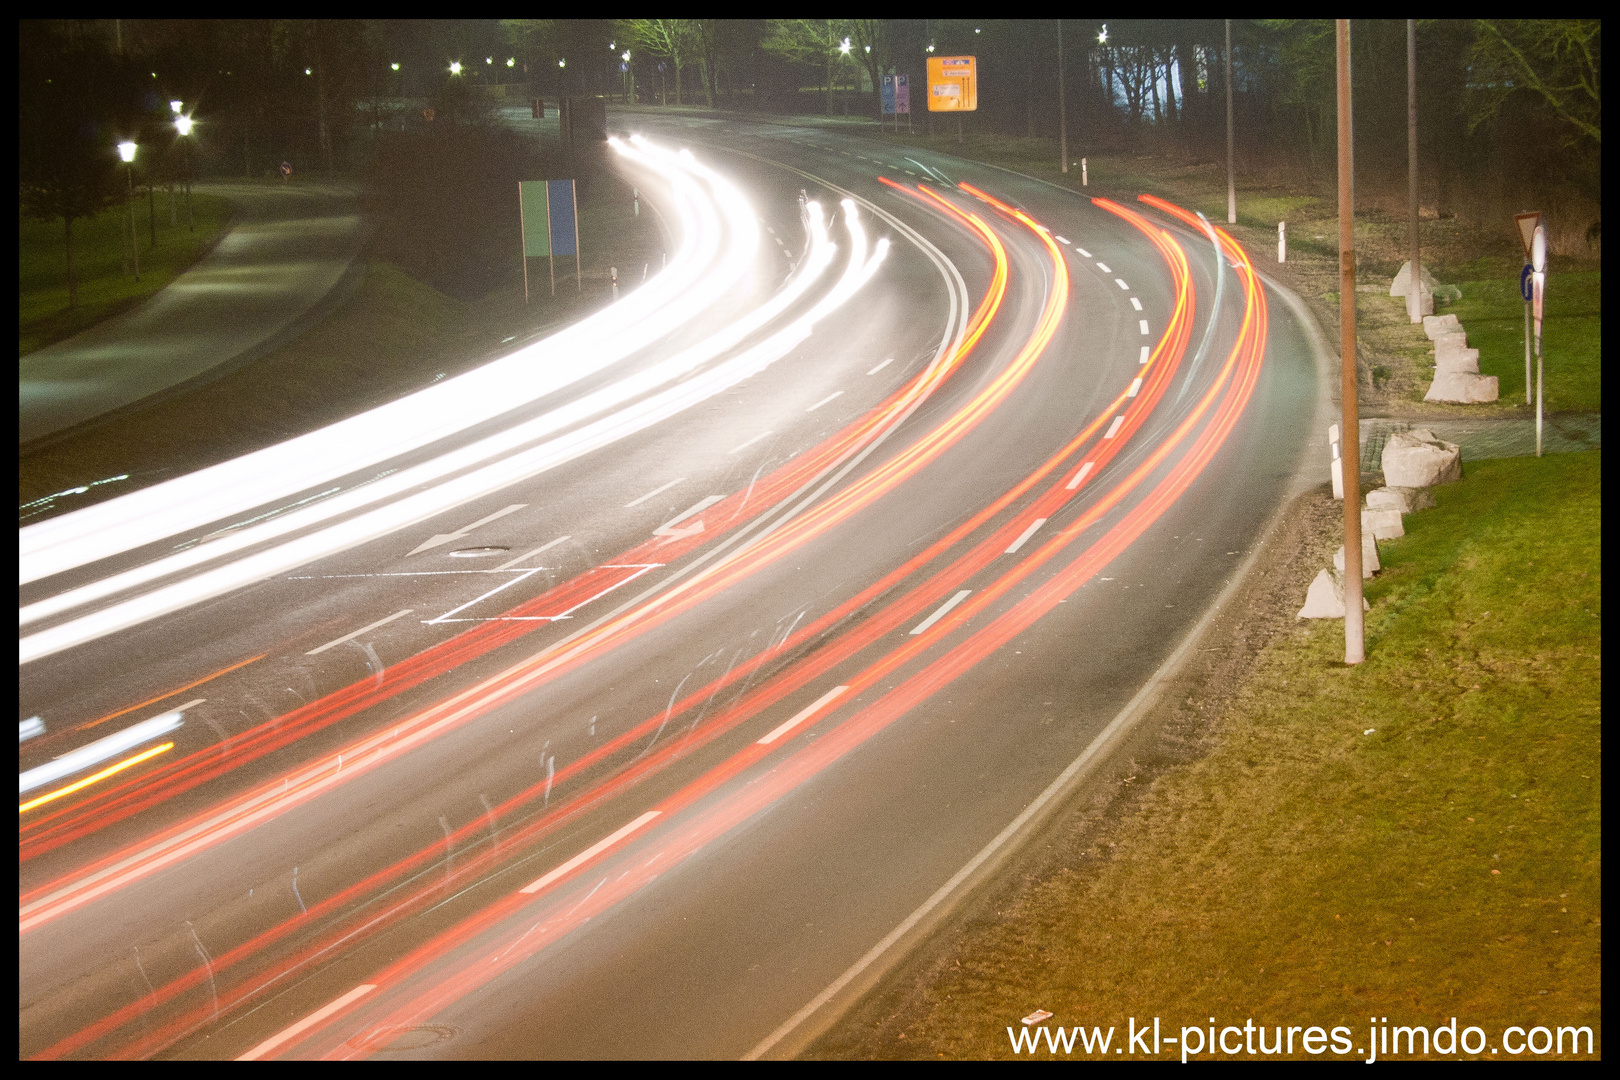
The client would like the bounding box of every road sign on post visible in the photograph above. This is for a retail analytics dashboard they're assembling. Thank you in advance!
[1531,223,1547,457]
[926,56,977,112]
[519,179,582,301]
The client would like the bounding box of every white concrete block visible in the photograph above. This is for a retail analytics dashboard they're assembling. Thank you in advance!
[1390,260,1439,299]
[1362,507,1405,540]
[1424,371,1498,403]
[1422,314,1460,340]
[1365,487,1410,513]
[1334,532,1381,578]
[1381,430,1463,487]
[1298,568,1372,619]
[1435,347,1481,374]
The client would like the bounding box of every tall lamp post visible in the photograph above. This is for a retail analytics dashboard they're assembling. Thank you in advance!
[118,140,141,281]
[175,113,196,232]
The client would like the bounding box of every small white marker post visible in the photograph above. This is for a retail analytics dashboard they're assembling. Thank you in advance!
[1080,157,1088,187]
[1531,224,1547,457]
[1329,423,1343,500]
[1278,220,1286,263]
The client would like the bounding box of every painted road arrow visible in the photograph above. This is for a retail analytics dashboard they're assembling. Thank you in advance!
[653,496,724,544]
[408,504,527,557]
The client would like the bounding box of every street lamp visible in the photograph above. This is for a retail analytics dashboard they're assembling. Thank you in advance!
[391,62,400,71]
[117,141,140,281]
[169,99,183,114]
[506,57,515,68]
[449,60,462,75]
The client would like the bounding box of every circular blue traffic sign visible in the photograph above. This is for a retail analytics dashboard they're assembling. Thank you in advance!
[1520,264,1534,302]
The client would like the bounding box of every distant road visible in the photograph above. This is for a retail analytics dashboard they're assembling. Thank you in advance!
[18,182,367,446]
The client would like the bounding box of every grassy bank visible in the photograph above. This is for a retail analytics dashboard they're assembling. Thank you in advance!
[19,192,232,356]
[815,451,1600,1060]
[1448,270,1600,413]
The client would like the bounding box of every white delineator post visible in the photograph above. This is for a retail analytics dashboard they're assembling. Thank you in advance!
[1278,221,1286,263]
[1081,157,1088,187]
[1329,423,1343,499]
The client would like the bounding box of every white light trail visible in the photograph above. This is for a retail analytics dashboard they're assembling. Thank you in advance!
[19,711,185,794]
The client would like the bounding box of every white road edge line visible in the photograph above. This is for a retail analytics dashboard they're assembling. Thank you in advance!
[757,685,849,745]
[910,590,972,636]
[1065,461,1094,490]
[520,810,662,894]
[806,391,844,413]
[745,493,1299,1062]
[1004,519,1047,555]
[624,478,685,508]
[493,535,572,572]
[237,983,376,1060]
[305,609,413,655]
[866,357,896,375]
[728,430,773,454]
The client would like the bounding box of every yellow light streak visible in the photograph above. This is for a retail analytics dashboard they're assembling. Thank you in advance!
[19,743,174,814]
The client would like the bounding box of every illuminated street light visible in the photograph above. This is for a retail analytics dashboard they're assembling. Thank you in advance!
[391,62,400,71]
[1098,25,1109,44]
[116,142,140,281]
[558,58,566,68]
[506,57,515,67]
[169,99,183,114]
[174,113,193,136]
[304,67,312,75]
[838,37,851,56]
[926,43,936,53]
[622,50,631,62]
[449,60,462,75]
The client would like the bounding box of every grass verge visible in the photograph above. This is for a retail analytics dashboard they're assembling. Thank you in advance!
[1448,270,1600,413]
[813,451,1600,1061]
[20,192,232,357]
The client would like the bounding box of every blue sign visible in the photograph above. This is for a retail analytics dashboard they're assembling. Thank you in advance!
[546,179,578,256]
[881,74,896,115]
[1520,263,1534,302]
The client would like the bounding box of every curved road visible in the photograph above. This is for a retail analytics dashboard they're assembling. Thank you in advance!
[19,118,1317,1059]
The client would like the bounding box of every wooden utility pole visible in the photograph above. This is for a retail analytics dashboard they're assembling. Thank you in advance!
[1337,19,1365,664]
[1407,20,1422,323]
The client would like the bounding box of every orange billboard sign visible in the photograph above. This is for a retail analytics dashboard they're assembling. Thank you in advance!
[927,55,977,112]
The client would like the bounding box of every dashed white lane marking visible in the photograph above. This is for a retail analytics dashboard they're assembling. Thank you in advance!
[1127,377,1143,397]
[306,609,413,655]
[1115,278,1130,290]
[1054,235,1071,245]
[867,357,896,375]
[1096,261,1112,272]
[1130,297,1143,311]
[729,430,773,454]
[911,590,973,636]
[766,226,776,235]
[625,478,685,508]
[1104,415,1126,439]
[237,984,377,1060]
[1076,247,1093,258]
[775,237,786,247]
[1139,346,1151,364]
[494,535,572,572]
[1138,319,1151,335]
[806,391,844,412]
[1066,461,1095,490]
[520,811,662,894]
[1005,518,1048,554]
[758,685,850,745]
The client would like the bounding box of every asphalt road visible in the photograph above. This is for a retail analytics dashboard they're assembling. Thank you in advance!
[19,116,1319,1060]
[19,182,367,446]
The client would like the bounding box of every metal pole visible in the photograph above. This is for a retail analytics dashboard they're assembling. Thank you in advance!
[148,179,157,248]
[1225,20,1236,225]
[1058,21,1068,174]
[1536,333,1543,456]
[1407,19,1421,323]
[1336,19,1364,664]
[126,164,141,282]
[1525,296,1534,403]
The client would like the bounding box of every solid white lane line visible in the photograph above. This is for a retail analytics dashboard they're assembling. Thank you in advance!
[866,357,896,375]
[1005,518,1047,554]
[806,391,844,412]
[1104,415,1126,439]
[1114,278,1130,290]
[1127,377,1143,397]
[1139,319,1151,335]
[1130,297,1143,311]
[306,609,413,655]
[520,811,662,894]
[728,430,773,454]
[1075,247,1093,258]
[237,984,376,1060]
[1139,345,1151,364]
[758,686,850,745]
[1066,461,1095,490]
[493,535,571,572]
[910,590,972,636]
[1054,235,1070,245]
[625,478,685,508]
[426,568,546,625]
[1096,262,1112,273]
